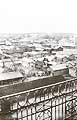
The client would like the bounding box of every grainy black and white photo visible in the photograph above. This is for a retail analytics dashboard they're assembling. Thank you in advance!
[0,0,77,120]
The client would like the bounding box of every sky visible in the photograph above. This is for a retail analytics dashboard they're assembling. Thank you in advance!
[0,0,77,33]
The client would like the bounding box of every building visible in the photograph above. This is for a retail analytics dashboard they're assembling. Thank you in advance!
[50,64,69,76]
[0,71,23,85]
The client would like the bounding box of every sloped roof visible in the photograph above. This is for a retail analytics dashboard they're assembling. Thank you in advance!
[0,71,23,81]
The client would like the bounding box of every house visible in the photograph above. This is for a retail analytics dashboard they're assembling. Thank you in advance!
[0,40,6,45]
[62,56,69,63]
[49,46,63,53]
[59,38,75,48]
[52,56,62,63]
[68,54,76,61]
[0,71,23,85]
[35,60,43,69]
[50,64,69,76]
[56,46,63,51]
[68,66,77,77]
[67,62,77,77]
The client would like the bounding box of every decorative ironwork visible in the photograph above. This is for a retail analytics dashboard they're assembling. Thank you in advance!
[0,78,77,119]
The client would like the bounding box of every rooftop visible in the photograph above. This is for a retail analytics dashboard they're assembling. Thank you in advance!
[0,71,23,81]
[51,63,67,71]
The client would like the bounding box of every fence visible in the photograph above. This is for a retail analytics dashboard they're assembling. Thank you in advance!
[0,78,77,120]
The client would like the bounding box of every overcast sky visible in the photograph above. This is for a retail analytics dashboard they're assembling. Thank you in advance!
[0,0,77,33]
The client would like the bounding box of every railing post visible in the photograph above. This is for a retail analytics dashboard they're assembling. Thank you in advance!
[0,98,12,120]
[1,99,10,113]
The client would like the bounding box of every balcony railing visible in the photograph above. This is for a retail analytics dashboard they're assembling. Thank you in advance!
[0,78,77,120]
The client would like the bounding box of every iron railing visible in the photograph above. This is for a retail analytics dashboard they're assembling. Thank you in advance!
[0,78,77,120]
